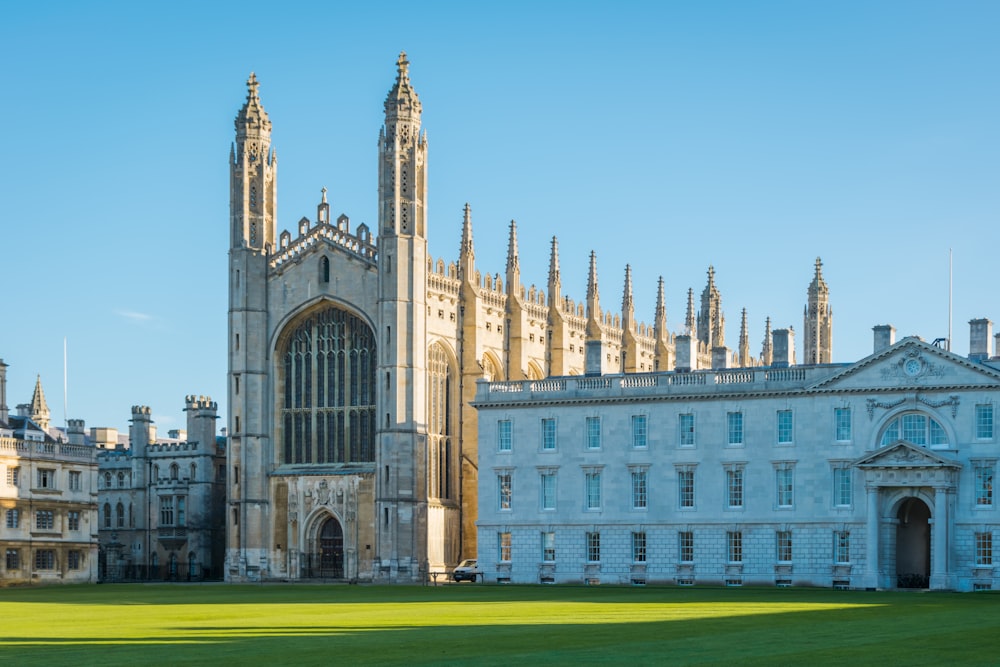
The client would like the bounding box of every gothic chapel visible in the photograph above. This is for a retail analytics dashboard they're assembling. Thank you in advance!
[226,54,832,581]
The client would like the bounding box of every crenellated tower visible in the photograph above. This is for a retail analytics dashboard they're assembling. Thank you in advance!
[803,257,833,364]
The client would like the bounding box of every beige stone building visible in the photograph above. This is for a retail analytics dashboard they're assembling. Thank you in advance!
[0,363,99,584]
[226,54,835,582]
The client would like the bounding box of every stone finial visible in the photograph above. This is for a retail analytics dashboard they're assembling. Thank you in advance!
[547,236,561,291]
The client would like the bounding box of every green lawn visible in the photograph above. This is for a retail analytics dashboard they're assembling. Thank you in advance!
[1,584,997,665]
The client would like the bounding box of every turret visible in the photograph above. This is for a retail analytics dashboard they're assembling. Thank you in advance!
[185,395,219,452]
[129,405,155,458]
[738,308,750,367]
[0,359,9,423]
[697,266,724,350]
[584,251,603,375]
[653,277,672,371]
[30,375,50,432]
[761,317,773,366]
[546,237,568,376]
[231,72,277,251]
[803,257,832,364]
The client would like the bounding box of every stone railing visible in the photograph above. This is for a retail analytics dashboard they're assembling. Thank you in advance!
[478,364,844,403]
[0,437,94,461]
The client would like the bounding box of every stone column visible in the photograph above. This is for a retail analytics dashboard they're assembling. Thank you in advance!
[930,486,948,590]
[864,484,880,589]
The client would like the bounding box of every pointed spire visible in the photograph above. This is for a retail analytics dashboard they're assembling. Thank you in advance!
[685,288,696,336]
[761,316,774,366]
[384,51,422,122]
[654,276,667,336]
[738,308,750,367]
[586,251,602,339]
[459,203,475,284]
[698,265,724,348]
[587,251,600,303]
[235,72,271,134]
[621,265,635,328]
[506,220,521,297]
[30,375,50,432]
[804,256,833,364]
[547,236,561,290]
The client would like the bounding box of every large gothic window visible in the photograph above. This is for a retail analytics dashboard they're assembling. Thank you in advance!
[281,305,376,465]
[427,343,455,500]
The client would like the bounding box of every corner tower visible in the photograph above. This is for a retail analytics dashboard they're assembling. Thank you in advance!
[803,257,832,364]
[226,73,276,580]
[375,52,433,579]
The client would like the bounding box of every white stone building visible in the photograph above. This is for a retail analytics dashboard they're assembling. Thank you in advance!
[475,322,1000,591]
[0,362,99,584]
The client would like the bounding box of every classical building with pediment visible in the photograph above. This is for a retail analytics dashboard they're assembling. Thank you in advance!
[475,321,1000,590]
[225,54,838,582]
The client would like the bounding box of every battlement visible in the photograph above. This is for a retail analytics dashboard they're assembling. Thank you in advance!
[271,215,377,270]
[185,395,217,411]
[131,405,152,418]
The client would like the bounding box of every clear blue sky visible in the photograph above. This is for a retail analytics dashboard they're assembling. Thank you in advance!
[2,1,997,434]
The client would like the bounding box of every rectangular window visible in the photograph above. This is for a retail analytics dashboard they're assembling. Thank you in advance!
[727,412,744,445]
[975,532,993,566]
[776,467,794,508]
[777,410,793,444]
[586,531,601,563]
[631,469,648,509]
[632,415,648,448]
[678,469,695,508]
[540,472,556,510]
[975,464,994,506]
[35,510,54,530]
[5,549,20,570]
[586,417,601,449]
[727,531,743,563]
[177,497,186,527]
[834,531,851,564]
[37,468,55,489]
[499,532,512,562]
[498,473,512,510]
[835,408,852,442]
[777,530,793,563]
[632,531,647,563]
[68,510,80,531]
[726,468,744,508]
[585,471,602,510]
[541,418,557,450]
[977,404,994,440]
[834,467,853,507]
[35,549,55,570]
[160,496,175,525]
[6,508,19,529]
[542,532,556,562]
[68,471,81,491]
[679,531,694,563]
[6,466,19,487]
[497,420,512,451]
[68,550,81,570]
[679,413,695,447]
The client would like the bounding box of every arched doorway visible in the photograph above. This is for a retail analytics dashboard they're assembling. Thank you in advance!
[318,516,344,578]
[896,497,931,588]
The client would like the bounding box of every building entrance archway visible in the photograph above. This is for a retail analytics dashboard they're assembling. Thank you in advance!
[315,516,344,578]
[896,497,931,588]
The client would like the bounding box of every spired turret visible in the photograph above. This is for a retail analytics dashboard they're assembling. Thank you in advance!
[231,73,277,252]
[803,257,833,364]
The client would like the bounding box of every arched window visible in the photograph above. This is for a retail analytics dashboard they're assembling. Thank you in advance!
[427,343,455,500]
[190,463,197,480]
[170,464,179,481]
[116,502,125,528]
[103,503,111,529]
[104,472,112,489]
[880,412,949,449]
[117,471,125,488]
[280,305,376,465]
[152,465,160,481]
[320,256,330,284]
[129,503,134,528]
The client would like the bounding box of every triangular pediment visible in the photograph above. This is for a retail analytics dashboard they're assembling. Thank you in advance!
[810,337,1000,393]
[854,440,961,469]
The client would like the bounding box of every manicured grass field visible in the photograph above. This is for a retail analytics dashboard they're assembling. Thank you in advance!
[1,583,997,665]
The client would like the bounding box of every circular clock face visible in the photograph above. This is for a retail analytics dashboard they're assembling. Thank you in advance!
[904,359,922,376]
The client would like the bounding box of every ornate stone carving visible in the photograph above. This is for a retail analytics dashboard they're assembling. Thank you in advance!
[917,393,960,417]
[866,397,906,419]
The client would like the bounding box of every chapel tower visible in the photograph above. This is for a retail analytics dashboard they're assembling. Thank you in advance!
[375,52,435,575]
[803,257,833,364]
[226,72,277,577]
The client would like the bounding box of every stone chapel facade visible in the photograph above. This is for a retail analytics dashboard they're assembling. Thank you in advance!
[225,54,835,582]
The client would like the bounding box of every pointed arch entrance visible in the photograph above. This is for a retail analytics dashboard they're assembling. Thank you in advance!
[316,516,344,578]
[895,497,931,588]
